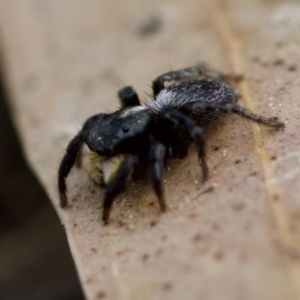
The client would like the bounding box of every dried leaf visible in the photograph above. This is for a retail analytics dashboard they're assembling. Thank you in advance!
[1,0,300,299]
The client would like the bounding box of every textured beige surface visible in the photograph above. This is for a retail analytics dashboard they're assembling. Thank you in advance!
[1,0,300,299]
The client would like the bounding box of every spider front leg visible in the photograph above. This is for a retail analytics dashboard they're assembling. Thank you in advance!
[164,111,209,182]
[102,154,139,224]
[58,133,84,207]
[118,86,141,107]
[75,143,84,168]
[190,103,285,129]
[148,139,167,212]
[152,65,242,97]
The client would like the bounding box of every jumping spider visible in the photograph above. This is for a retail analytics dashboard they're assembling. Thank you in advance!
[58,66,284,224]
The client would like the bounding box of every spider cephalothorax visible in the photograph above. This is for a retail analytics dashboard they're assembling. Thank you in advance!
[58,66,284,224]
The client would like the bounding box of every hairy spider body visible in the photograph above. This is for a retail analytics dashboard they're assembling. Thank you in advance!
[58,66,284,224]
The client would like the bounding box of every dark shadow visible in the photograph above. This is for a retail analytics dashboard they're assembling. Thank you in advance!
[0,54,84,300]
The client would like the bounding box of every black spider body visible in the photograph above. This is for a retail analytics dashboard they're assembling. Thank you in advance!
[84,107,157,156]
[58,66,284,224]
[148,80,239,125]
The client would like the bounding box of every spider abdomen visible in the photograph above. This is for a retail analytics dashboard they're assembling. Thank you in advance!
[146,80,240,114]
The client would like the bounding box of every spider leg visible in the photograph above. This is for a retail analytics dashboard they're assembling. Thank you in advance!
[58,133,84,207]
[192,65,243,83]
[118,86,141,107]
[102,154,139,224]
[152,65,242,97]
[148,139,167,212]
[75,143,84,168]
[190,103,285,128]
[164,111,208,182]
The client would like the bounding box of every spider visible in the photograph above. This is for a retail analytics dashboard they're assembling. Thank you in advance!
[58,66,284,224]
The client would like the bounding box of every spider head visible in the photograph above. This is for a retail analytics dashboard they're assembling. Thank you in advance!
[86,107,153,156]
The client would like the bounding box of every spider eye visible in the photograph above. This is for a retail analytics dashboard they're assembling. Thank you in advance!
[122,125,129,133]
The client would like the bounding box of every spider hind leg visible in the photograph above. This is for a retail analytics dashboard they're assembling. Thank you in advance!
[164,111,208,182]
[152,65,242,97]
[190,103,285,129]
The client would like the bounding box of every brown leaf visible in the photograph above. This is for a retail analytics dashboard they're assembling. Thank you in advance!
[1,0,300,299]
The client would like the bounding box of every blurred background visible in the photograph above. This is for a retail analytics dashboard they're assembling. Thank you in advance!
[0,66,84,300]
